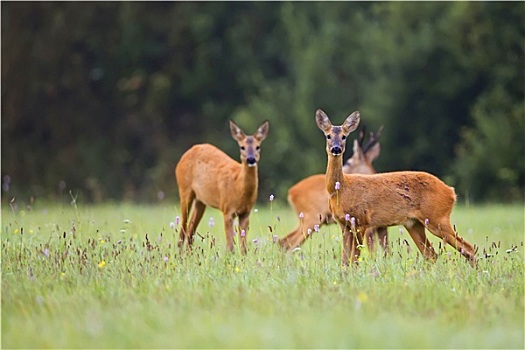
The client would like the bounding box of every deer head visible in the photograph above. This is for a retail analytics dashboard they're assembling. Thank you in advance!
[230,120,269,167]
[315,109,360,157]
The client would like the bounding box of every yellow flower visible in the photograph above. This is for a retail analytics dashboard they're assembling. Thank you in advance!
[357,292,368,303]
[333,281,337,286]
[234,266,240,273]
[100,239,105,244]
[98,261,106,269]
[14,229,19,234]
[29,229,34,234]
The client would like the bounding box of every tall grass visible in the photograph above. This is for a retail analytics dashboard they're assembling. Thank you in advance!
[2,201,524,348]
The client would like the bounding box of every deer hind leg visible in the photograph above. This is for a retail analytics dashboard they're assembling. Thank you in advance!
[178,190,195,250]
[426,218,476,265]
[279,214,326,251]
[403,220,438,263]
[185,200,206,250]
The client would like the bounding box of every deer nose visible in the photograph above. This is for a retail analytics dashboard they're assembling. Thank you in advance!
[331,146,342,155]
[246,156,257,167]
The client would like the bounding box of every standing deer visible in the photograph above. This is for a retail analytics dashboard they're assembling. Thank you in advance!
[175,120,269,253]
[279,127,389,254]
[315,109,476,266]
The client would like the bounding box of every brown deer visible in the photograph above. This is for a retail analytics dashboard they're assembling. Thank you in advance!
[279,127,389,254]
[315,109,476,266]
[175,120,269,253]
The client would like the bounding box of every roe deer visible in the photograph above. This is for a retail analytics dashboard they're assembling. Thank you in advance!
[315,109,476,266]
[279,127,389,254]
[175,120,269,253]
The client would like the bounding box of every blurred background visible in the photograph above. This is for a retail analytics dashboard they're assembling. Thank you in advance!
[2,2,524,205]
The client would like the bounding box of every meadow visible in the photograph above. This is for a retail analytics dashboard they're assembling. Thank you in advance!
[1,199,524,349]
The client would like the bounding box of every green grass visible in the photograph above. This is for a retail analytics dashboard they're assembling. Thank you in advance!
[2,201,524,348]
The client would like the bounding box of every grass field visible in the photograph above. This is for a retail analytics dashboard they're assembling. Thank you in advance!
[2,200,524,348]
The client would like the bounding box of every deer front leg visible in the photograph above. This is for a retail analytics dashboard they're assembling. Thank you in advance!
[238,212,250,254]
[223,214,235,253]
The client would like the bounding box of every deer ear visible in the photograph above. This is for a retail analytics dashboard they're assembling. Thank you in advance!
[342,111,360,133]
[315,109,332,132]
[230,120,246,141]
[254,120,269,142]
[352,139,366,160]
[366,142,381,163]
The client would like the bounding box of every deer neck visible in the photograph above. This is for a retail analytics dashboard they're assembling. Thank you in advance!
[240,163,258,200]
[326,154,345,195]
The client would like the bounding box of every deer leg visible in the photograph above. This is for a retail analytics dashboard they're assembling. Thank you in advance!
[279,214,326,251]
[364,227,377,255]
[238,213,250,254]
[223,215,235,253]
[341,224,353,266]
[426,219,476,265]
[186,200,206,250]
[178,190,195,251]
[377,226,389,256]
[404,220,437,262]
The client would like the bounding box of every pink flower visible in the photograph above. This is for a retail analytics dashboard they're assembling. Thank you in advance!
[241,229,246,237]
[313,225,319,232]
[335,181,340,190]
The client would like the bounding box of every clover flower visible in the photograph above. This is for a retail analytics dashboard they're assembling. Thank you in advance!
[335,181,340,190]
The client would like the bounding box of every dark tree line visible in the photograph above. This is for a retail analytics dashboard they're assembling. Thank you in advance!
[2,2,524,204]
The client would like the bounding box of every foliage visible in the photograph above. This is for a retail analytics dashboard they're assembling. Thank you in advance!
[2,203,524,348]
[2,2,524,203]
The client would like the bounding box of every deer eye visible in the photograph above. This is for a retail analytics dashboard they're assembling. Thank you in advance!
[342,135,346,140]
[241,146,246,150]
[256,146,260,150]
[326,135,331,140]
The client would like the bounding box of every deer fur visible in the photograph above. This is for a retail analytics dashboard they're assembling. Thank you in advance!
[315,109,476,266]
[279,127,388,253]
[175,120,269,253]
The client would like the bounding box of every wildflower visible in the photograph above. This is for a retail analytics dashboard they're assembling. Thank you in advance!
[273,235,278,243]
[100,239,105,245]
[98,261,106,269]
[29,229,34,234]
[307,228,312,236]
[269,194,274,202]
[424,218,429,226]
[357,292,368,303]
[299,212,304,219]
[345,214,350,222]
[335,181,340,190]
[314,225,320,232]
[254,208,258,213]
[14,229,19,234]
[208,217,215,227]
[333,281,337,286]
[235,266,240,273]
[350,217,356,231]
[169,222,175,229]
[252,238,258,244]
[175,216,180,225]
[163,256,169,262]
[241,229,246,237]
[43,248,50,258]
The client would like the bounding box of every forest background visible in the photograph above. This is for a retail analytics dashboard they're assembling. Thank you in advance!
[2,2,524,204]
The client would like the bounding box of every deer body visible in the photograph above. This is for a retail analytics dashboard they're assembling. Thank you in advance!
[279,128,388,252]
[316,109,476,266]
[175,120,269,253]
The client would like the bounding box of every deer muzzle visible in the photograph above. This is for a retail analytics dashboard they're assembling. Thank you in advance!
[330,146,343,156]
